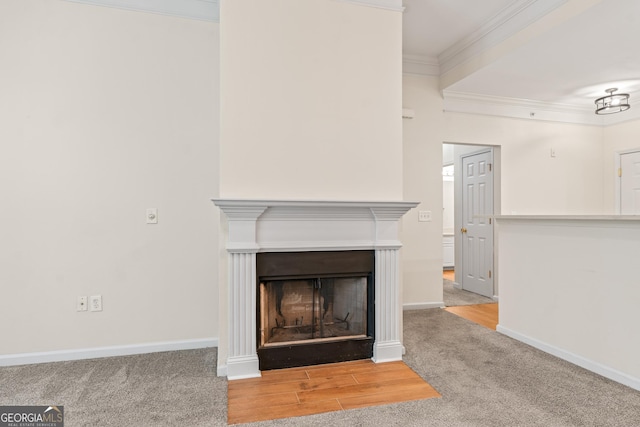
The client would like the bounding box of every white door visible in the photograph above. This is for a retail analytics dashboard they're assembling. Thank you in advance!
[461,151,494,298]
[620,151,640,214]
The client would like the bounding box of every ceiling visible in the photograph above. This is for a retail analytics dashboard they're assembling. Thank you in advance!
[402,0,640,124]
[66,0,638,124]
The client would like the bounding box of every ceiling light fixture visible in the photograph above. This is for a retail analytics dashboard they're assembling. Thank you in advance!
[595,88,630,115]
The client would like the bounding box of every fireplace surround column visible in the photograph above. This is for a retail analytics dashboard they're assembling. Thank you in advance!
[214,199,417,379]
[371,206,409,363]
[221,205,267,379]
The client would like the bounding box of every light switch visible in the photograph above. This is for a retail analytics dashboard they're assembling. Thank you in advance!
[146,208,158,224]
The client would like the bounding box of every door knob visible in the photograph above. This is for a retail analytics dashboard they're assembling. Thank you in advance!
[460,227,467,233]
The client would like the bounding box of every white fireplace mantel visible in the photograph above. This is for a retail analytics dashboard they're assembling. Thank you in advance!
[213,199,418,379]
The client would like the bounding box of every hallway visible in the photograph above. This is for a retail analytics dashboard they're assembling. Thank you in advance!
[443,269,498,330]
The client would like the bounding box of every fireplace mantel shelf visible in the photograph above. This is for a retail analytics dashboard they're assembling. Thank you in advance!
[213,199,418,221]
[213,198,419,209]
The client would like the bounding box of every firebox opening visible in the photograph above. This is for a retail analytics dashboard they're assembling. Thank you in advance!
[256,251,375,371]
[260,276,368,347]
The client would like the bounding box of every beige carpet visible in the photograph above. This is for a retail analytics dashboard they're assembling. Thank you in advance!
[2,309,640,426]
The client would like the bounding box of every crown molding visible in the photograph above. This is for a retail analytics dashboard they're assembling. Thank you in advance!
[439,0,567,76]
[335,0,404,12]
[442,90,640,126]
[63,0,220,22]
[402,54,439,77]
[64,0,403,21]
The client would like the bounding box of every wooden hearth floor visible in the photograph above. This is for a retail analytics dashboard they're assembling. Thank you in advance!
[227,359,441,424]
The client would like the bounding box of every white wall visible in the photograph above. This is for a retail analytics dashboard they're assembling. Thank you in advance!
[497,217,640,391]
[219,0,404,371]
[442,180,454,234]
[0,0,220,358]
[442,145,455,235]
[602,118,640,213]
[402,74,445,308]
[219,0,403,201]
[445,113,605,215]
[442,143,455,165]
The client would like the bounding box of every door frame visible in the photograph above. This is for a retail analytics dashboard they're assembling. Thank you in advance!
[615,148,640,214]
[446,143,501,300]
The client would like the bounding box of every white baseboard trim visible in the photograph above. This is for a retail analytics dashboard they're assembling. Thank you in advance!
[0,338,218,367]
[216,363,227,378]
[226,355,261,380]
[497,325,640,392]
[373,340,403,363]
[403,302,444,310]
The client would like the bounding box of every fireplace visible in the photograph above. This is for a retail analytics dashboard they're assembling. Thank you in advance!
[257,250,374,370]
[213,199,417,379]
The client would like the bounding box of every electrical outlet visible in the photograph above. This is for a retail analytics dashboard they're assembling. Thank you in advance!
[77,296,88,312]
[89,295,102,312]
[418,210,432,222]
[146,208,158,224]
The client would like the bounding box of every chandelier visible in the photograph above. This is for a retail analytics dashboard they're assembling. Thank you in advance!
[595,88,630,115]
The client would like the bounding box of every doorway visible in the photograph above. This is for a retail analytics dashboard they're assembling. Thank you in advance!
[618,150,640,214]
[442,143,499,300]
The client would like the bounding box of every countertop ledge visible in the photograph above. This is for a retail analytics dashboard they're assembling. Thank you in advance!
[494,215,640,221]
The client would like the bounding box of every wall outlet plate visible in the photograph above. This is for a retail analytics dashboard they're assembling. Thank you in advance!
[146,208,158,224]
[89,295,102,312]
[77,296,88,312]
[418,210,432,222]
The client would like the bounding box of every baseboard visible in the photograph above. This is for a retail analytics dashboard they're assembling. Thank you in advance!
[373,340,403,363]
[226,355,262,380]
[403,302,444,310]
[216,363,227,377]
[497,325,640,392]
[0,338,218,367]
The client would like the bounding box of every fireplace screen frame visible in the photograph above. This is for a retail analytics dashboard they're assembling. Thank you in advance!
[256,250,375,371]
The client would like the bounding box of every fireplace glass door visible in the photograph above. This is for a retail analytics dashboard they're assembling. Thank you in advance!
[260,276,368,347]
[256,250,374,370]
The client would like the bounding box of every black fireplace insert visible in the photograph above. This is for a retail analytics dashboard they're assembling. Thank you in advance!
[256,250,375,370]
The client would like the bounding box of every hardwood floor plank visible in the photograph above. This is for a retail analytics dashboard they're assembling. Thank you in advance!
[351,366,422,384]
[234,368,310,384]
[228,374,358,399]
[339,384,441,409]
[296,377,429,403]
[443,270,455,281]
[227,375,309,392]
[228,392,299,411]
[305,360,406,378]
[228,399,343,425]
[444,303,498,330]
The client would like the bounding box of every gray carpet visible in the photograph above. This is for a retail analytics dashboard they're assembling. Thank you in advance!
[2,309,639,426]
[443,278,494,306]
